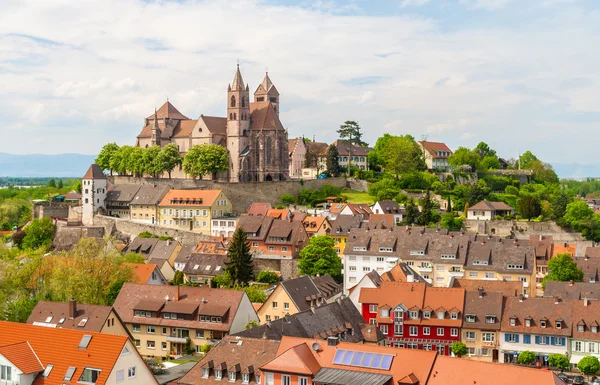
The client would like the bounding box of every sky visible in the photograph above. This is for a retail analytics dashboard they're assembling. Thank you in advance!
[1,0,599,165]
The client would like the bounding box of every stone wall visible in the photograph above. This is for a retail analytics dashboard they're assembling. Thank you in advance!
[108,176,353,213]
[53,224,105,251]
[253,258,299,280]
[93,215,211,244]
[32,202,74,220]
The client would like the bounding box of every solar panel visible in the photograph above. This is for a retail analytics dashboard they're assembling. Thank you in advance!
[380,354,394,370]
[361,352,373,367]
[342,350,354,365]
[351,352,364,366]
[371,353,383,368]
[333,350,345,365]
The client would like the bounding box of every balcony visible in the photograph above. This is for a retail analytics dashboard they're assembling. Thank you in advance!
[418,265,433,272]
[482,340,497,347]
[448,270,464,277]
[167,336,188,343]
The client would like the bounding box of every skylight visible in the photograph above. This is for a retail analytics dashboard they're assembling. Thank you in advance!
[42,364,54,378]
[79,335,93,349]
[58,318,65,324]
[45,316,53,323]
[78,318,88,327]
[332,349,394,370]
[64,367,76,381]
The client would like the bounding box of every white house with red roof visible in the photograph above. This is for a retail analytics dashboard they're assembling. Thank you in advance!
[418,141,453,171]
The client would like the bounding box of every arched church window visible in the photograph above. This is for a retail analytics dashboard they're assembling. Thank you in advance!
[229,113,232,120]
[230,96,236,107]
[234,113,237,120]
[266,137,272,164]
[242,96,246,108]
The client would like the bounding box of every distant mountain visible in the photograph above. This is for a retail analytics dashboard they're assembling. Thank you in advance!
[553,163,600,179]
[0,153,96,178]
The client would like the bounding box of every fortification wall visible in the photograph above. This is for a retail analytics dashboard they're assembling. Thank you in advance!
[32,202,73,220]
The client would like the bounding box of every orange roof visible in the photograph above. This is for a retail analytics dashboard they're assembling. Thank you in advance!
[329,203,347,214]
[427,355,563,385]
[247,202,272,216]
[128,263,157,284]
[0,341,43,374]
[303,216,329,233]
[159,189,222,207]
[410,287,465,327]
[261,343,321,375]
[146,100,188,120]
[418,141,452,158]
[359,281,427,309]
[252,303,262,312]
[0,321,143,385]
[553,243,577,257]
[266,208,291,219]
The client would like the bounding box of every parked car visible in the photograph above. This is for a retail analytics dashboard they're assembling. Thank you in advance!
[572,375,584,385]
[591,378,600,385]
[557,372,569,383]
[317,173,328,179]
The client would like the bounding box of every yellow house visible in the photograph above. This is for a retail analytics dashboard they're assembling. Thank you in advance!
[303,216,331,237]
[130,185,170,225]
[158,189,232,235]
[329,215,363,257]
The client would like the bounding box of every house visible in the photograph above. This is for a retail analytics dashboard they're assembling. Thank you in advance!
[569,297,600,368]
[329,215,363,256]
[288,137,307,179]
[575,247,600,283]
[82,164,107,225]
[257,275,341,323]
[236,297,384,344]
[418,141,453,171]
[173,244,198,272]
[247,202,272,216]
[529,235,553,295]
[467,201,514,220]
[340,203,373,220]
[129,263,168,285]
[133,238,181,281]
[371,201,404,222]
[305,141,328,175]
[325,140,372,171]
[211,216,238,237]
[359,282,465,355]
[105,184,141,219]
[112,283,259,357]
[158,189,233,235]
[130,184,170,224]
[302,216,331,237]
[543,281,600,300]
[0,320,157,385]
[327,203,347,221]
[461,289,503,362]
[175,336,281,385]
[451,278,523,298]
[27,299,129,337]
[183,254,229,285]
[499,296,572,365]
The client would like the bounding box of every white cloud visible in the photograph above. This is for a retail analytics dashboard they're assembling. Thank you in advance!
[400,0,430,7]
[460,0,515,10]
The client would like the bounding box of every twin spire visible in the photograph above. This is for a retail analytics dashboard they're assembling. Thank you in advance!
[229,63,274,93]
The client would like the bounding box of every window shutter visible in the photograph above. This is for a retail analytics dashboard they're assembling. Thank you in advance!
[546,336,551,345]
[504,334,509,342]
[551,337,556,345]
[535,336,540,344]
[515,334,519,343]
[523,335,531,344]
[560,338,565,346]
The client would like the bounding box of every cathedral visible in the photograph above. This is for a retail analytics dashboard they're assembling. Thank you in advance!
[135,66,289,182]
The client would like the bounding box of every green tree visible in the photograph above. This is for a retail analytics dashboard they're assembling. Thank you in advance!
[48,178,56,188]
[110,145,134,175]
[298,236,342,281]
[448,147,480,171]
[158,143,182,178]
[383,135,426,177]
[280,194,295,206]
[564,200,594,226]
[142,145,164,178]
[505,186,519,196]
[225,228,254,286]
[405,200,419,225]
[22,217,56,250]
[542,253,584,289]
[326,145,340,176]
[531,160,559,184]
[122,252,145,264]
[4,297,39,323]
[128,147,146,177]
[474,142,497,158]
[240,285,267,303]
[256,271,280,284]
[578,355,600,378]
[57,179,64,189]
[337,120,367,147]
[451,341,468,357]
[548,354,570,371]
[106,280,125,306]
[368,178,400,201]
[183,144,229,179]
[96,143,120,175]
[519,151,538,169]
[517,351,536,365]
[417,190,435,225]
[212,271,232,288]
[552,193,570,219]
[440,212,464,231]
[480,155,501,170]
[518,195,541,220]
[1,222,10,231]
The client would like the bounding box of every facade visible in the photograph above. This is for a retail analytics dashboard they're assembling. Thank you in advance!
[288,137,307,179]
[317,140,372,171]
[461,290,503,362]
[302,215,331,237]
[371,201,404,222]
[130,263,168,285]
[570,298,600,368]
[135,67,289,182]
[329,214,363,257]
[105,184,141,219]
[130,184,170,224]
[82,164,107,225]
[158,189,232,235]
[112,283,259,357]
[0,320,157,385]
[418,141,453,171]
[211,216,238,237]
[467,200,514,220]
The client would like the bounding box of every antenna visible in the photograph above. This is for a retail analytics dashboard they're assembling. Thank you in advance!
[312,342,321,352]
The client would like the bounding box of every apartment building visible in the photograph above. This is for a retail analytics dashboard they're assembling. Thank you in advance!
[112,283,258,357]
[105,184,141,219]
[158,189,232,235]
[130,184,170,224]
[0,320,156,385]
[461,289,503,362]
[211,216,238,237]
[570,298,600,368]
[418,141,453,171]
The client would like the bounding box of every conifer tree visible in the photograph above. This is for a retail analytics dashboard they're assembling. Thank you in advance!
[326,145,340,176]
[225,228,254,286]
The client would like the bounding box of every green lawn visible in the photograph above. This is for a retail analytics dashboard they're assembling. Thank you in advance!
[341,189,375,205]
[170,358,200,364]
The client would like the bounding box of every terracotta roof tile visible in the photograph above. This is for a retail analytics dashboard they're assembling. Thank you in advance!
[0,341,44,374]
[26,300,112,332]
[247,202,272,216]
[418,141,453,158]
[159,189,222,207]
[147,101,189,120]
[82,164,106,179]
[250,102,284,131]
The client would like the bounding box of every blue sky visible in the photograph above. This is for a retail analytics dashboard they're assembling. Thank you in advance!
[1,0,599,166]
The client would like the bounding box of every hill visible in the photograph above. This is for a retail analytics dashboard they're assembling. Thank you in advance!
[0,153,96,177]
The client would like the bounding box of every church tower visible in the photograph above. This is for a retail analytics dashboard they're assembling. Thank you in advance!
[254,72,280,116]
[150,108,161,147]
[227,64,251,182]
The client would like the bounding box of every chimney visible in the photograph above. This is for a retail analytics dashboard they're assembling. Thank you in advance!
[514,240,518,248]
[68,299,77,319]
[569,280,574,286]
[167,239,172,246]
[449,233,454,239]
[554,296,560,304]
[175,285,180,302]
[327,337,339,346]
[585,297,589,307]
[519,294,524,302]
[310,305,315,314]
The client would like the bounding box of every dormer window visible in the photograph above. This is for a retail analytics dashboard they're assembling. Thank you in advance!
[466,315,476,323]
[353,246,367,252]
[242,374,250,383]
[423,311,431,319]
[440,254,456,259]
[578,325,585,332]
[556,321,562,329]
[378,247,393,252]
[380,309,390,318]
[410,250,425,256]
[593,326,598,333]
[202,368,209,378]
[410,310,419,319]
[525,319,531,327]
[507,264,524,270]
[450,312,458,320]
[229,372,236,382]
[509,318,516,326]
[540,320,547,328]
[215,370,222,380]
[437,311,445,320]
[485,316,496,324]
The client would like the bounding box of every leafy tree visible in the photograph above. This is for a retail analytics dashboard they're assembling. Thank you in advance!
[256,271,280,285]
[518,195,541,220]
[326,145,340,176]
[158,143,182,178]
[564,200,594,226]
[240,285,267,303]
[1,222,10,231]
[183,144,229,179]
[517,350,536,365]
[143,146,164,178]
[57,179,64,189]
[417,190,435,225]
[474,142,497,158]
[75,181,82,194]
[541,200,554,219]
[96,143,120,175]
[405,200,419,225]
[451,341,468,357]
[48,178,56,188]
[4,297,39,323]
[128,147,146,177]
[578,355,600,377]
[552,193,570,219]
[110,145,134,175]
[212,271,232,288]
[519,151,538,169]
[548,354,570,371]
[480,155,501,170]
[171,270,184,285]
[22,217,55,250]
[337,120,367,147]
[225,228,254,286]
[531,160,559,184]
[368,178,400,201]
[542,253,584,289]
[280,194,295,206]
[440,212,464,231]
[122,252,145,263]
[383,135,426,177]
[106,280,125,306]
[11,231,26,248]
[448,147,480,171]
[298,236,342,281]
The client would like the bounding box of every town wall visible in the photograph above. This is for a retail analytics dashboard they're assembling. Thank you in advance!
[253,258,299,280]
[53,225,106,251]
[108,176,355,213]
[32,202,73,220]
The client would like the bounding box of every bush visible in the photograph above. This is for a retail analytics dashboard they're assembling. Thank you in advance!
[200,343,213,353]
[138,231,155,238]
[578,355,600,376]
[517,351,536,365]
[548,354,569,371]
[256,271,279,284]
[505,185,519,196]
[451,342,467,357]
[280,194,295,205]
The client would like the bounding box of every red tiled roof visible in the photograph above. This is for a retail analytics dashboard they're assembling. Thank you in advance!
[82,164,106,179]
[418,141,453,158]
[0,341,43,374]
[128,263,158,284]
[159,189,222,207]
[146,101,189,120]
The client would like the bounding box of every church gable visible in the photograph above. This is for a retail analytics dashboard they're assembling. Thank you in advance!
[250,102,284,131]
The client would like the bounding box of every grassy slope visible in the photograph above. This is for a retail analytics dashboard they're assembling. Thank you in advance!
[341,189,375,204]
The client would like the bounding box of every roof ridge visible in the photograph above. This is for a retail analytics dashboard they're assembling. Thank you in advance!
[26,340,44,374]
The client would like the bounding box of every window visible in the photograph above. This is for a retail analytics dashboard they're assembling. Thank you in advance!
[451,328,458,337]
[215,370,223,380]
[265,373,273,385]
[349,266,357,271]
[63,366,76,381]
[450,312,458,320]
[162,342,167,350]
[282,375,291,385]
[423,311,431,319]
[485,316,496,324]
[128,367,136,379]
[147,341,155,349]
[509,318,516,326]
[525,319,531,327]
[272,302,278,309]
[132,324,140,332]
[369,304,378,313]
[252,242,258,247]
[465,315,476,323]
[268,246,275,252]
[409,310,419,319]
[436,265,445,271]
[282,247,288,252]
[423,327,430,335]
[465,331,476,340]
[437,311,445,319]
[540,320,547,328]
[437,328,444,336]
[229,371,237,381]
[485,272,495,279]
[482,332,495,342]
[147,325,155,334]
[507,334,518,343]
[363,266,371,272]
[481,348,489,356]
[79,368,101,384]
[380,309,390,318]
[42,364,54,378]
[0,366,11,381]
[116,369,124,382]
[578,325,585,332]
[594,326,599,333]
[575,341,583,352]
[299,377,308,385]
[590,343,596,353]
[467,347,476,356]
[134,339,140,347]
[469,272,478,277]
[556,321,562,329]
[409,326,418,336]
[380,325,388,334]
[162,327,168,335]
